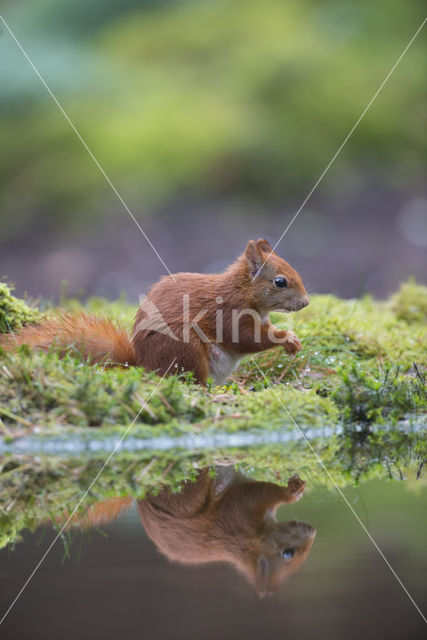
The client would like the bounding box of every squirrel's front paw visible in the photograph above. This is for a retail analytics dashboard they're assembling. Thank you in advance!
[286,473,306,502]
[283,331,302,355]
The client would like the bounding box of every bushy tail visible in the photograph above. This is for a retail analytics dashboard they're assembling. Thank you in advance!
[0,312,136,366]
[65,497,134,530]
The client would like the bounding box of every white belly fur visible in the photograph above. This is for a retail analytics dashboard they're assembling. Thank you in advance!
[208,344,244,385]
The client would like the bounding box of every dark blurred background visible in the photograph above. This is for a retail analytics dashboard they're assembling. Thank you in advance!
[0,0,426,302]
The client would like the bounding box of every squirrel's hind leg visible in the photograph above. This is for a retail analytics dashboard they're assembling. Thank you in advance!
[133,331,210,384]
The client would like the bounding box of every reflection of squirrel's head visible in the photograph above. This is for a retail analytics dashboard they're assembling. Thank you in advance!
[138,468,316,598]
[244,520,316,598]
[66,468,316,598]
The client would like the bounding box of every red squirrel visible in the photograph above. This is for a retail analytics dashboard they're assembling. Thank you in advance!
[1,239,309,384]
[68,467,316,597]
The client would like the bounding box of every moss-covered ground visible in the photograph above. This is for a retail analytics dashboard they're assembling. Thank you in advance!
[0,280,425,548]
[1,279,425,436]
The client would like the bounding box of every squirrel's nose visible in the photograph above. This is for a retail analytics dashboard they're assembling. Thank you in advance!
[301,296,309,308]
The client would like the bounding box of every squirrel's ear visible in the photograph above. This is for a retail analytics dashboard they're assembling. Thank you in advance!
[255,557,270,599]
[256,238,273,254]
[244,240,263,277]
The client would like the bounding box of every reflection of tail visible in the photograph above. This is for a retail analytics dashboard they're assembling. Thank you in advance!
[66,497,134,529]
[0,312,136,365]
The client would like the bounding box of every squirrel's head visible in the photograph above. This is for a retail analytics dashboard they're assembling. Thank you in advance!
[250,520,316,598]
[243,239,309,313]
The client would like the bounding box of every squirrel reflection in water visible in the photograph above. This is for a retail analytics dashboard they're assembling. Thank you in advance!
[73,467,316,597]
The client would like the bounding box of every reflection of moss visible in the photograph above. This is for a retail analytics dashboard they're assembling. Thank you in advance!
[0,426,425,550]
[0,280,425,549]
[335,428,427,485]
[0,283,40,334]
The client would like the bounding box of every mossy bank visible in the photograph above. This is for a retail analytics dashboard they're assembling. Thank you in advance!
[0,280,425,438]
[0,280,426,548]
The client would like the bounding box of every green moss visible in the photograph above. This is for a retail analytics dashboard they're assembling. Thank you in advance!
[239,283,427,427]
[332,363,426,425]
[0,348,338,433]
[389,278,427,324]
[0,280,425,551]
[0,283,40,334]
[0,281,425,435]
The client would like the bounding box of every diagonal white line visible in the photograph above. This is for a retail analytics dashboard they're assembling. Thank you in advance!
[0,359,176,625]
[253,16,427,280]
[251,358,427,623]
[0,15,176,282]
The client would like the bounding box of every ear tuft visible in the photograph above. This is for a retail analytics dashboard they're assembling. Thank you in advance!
[256,238,273,254]
[244,240,262,277]
[255,557,270,598]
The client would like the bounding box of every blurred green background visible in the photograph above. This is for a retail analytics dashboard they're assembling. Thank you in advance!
[0,0,426,301]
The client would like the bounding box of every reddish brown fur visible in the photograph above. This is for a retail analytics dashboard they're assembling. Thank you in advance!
[68,468,315,597]
[1,239,308,383]
[0,312,135,365]
[134,238,308,383]
[65,496,133,529]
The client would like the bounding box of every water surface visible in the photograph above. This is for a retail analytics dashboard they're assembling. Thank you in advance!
[0,464,426,639]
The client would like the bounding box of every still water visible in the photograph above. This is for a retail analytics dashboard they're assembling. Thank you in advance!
[0,461,426,639]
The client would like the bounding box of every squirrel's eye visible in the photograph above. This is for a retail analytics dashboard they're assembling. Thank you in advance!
[282,548,295,559]
[274,276,288,288]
